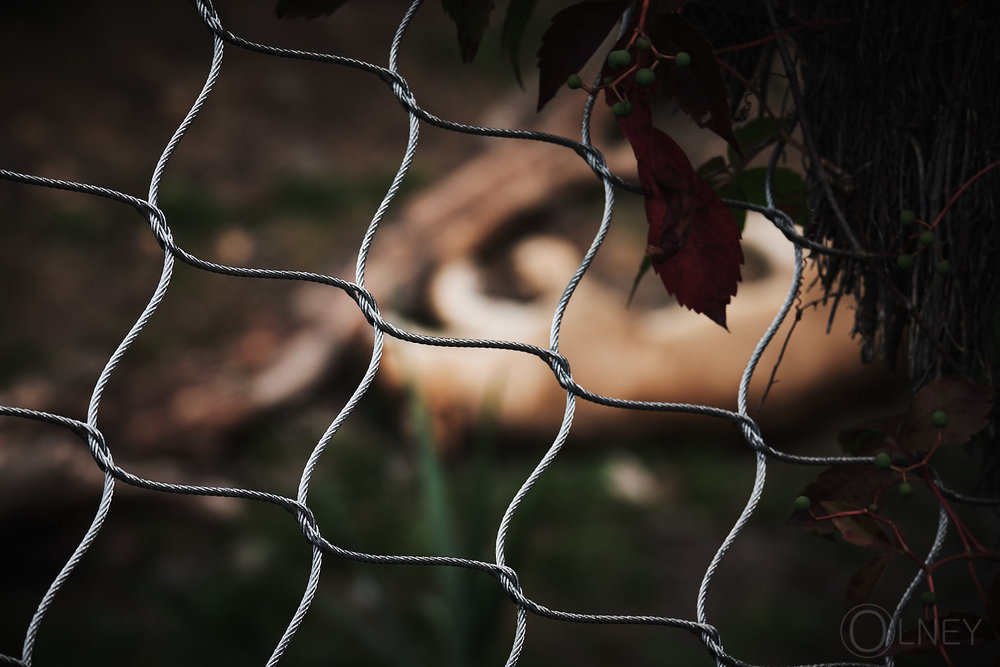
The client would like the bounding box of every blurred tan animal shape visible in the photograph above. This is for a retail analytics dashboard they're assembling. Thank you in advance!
[274,95,874,446]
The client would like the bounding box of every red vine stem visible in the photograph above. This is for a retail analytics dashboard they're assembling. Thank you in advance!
[930,158,1000,229]
[938,636,957,667]
[920,575,950,664]
[715,60,804,152]
[636,0,651,35]
[921,469,987,554]
[920,468,989,606]
[899,430,943,473]
[931,551,1000,571]
[716,58,850,181]
[713,18,851,55]
[810,509,922,567]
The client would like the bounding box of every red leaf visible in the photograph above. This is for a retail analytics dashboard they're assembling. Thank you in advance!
[837,376,991,455]
[821,501,895,550]
[838,416,901,455]
[536,0,630,111]
[646,11,740,152]
[800,464,893,511]
[605,58,742,327]
[898,375,992,452]
[845,552,894,611]
[649,175,743,327]
[440,0,497,63]
[790,467,896,547]
[786,503,836,539]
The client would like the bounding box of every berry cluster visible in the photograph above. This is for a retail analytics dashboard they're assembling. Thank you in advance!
[895,208,950,275]
[792,408,951,514]
[563,31,691,118]
[791,410,954,614]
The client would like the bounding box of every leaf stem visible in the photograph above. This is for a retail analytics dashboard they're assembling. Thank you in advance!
[713,18,851,55]
[930,551,1000,571]
[920,468,989,606]
[930,158,1000,230]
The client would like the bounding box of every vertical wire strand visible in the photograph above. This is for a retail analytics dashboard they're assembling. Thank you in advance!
[0,3,993,667]
[20,17,227,665]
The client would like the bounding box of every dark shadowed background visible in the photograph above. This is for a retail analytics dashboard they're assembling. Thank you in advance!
[2,2,989,665]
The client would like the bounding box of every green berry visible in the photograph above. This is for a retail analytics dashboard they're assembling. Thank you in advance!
[919,231,936,246]
[612,101,632,117]
[874,452,892,469]
[635,67,656,87]
[899,209,916,225]
[934,259,951,275]
[931,410,948,428]
[602,75,614,85]
[608,49,631,69]
[921,590,937,606]
[674,51,691,67]
[635,36,652,51]
[566,74,583,90]
[896,253,914,270]
[868,503,879,513]
[793,495,811,512]
[898,482,913,497]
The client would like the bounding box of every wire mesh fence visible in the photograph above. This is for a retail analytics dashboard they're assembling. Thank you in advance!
[1,1,996,666]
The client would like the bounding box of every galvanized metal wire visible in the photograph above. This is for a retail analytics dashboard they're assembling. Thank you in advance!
[1,1,996,666]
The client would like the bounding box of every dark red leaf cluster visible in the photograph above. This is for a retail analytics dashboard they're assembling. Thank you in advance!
[535,0,630,110]
[795,465,894,517]
[281,0,747,326]
[537,2,743,326]
[633,127,743,328]
[602,45,741,325]
[791,375,996,616]
[839,375,992,455]
[644,12,741,150]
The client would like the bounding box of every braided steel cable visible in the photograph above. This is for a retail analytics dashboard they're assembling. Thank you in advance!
[1,2,995,666]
